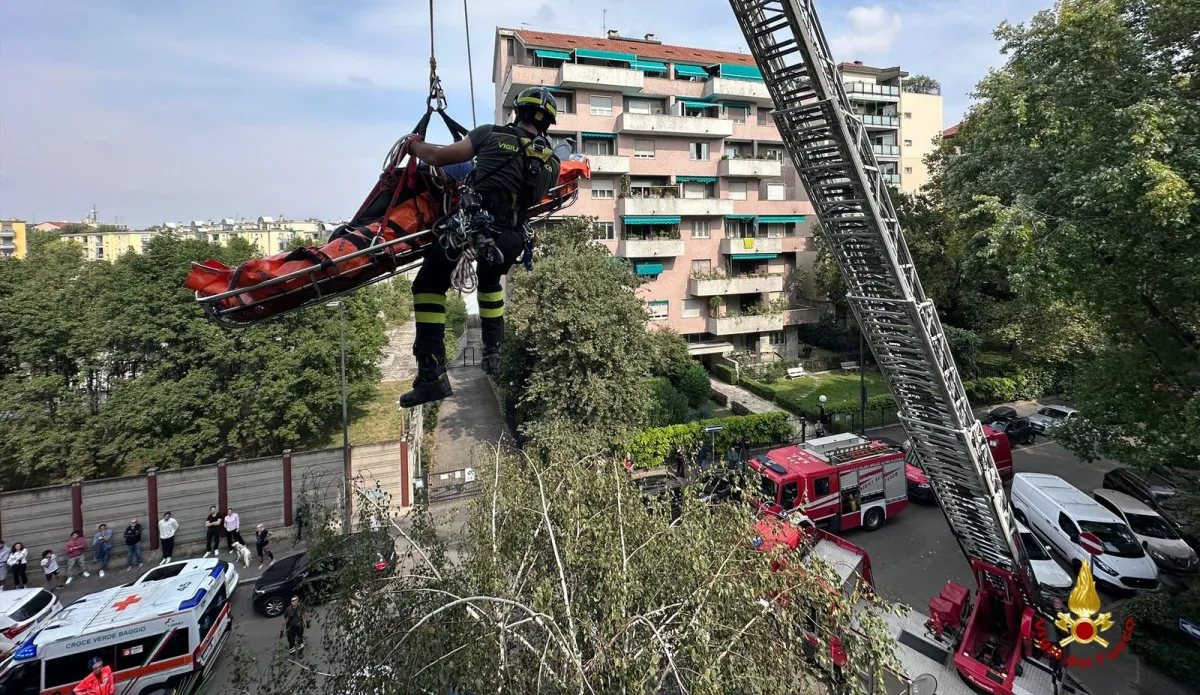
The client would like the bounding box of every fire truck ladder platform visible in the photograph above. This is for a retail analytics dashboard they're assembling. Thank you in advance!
[726,0,1033,594]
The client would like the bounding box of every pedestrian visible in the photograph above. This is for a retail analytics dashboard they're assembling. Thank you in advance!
[281,595,307,653]
[93,524,113,578]
[739,434,751,462]
[223,508,244,552]
[124,518,144,571]
[6,542,28,589]
[0,539,10,589]
[64,531,90,585]
[725,446,741,469]
[40,549,63,589]
[293,505,304,547]
[203,505,223,557]
[72,655,114,695]
[157,512,179,565]
[254,524,275,570]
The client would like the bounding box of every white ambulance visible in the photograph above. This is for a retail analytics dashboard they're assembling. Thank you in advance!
[0,561,234,695]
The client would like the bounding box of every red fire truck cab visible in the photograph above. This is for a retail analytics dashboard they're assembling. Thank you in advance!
[750,433,908,532]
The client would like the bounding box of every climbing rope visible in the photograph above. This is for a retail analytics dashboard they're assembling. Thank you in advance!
[463,0,478,128]
[426,0,447,112]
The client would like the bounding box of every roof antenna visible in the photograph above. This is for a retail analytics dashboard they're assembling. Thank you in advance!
[603,9,607,35]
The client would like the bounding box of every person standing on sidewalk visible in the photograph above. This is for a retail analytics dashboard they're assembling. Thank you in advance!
[64,531,90,585]
[281,595,307,654]
[40,550,63,589]
[203,506,223,557]
[223,508,244,553]
[7,543,28,589]
[93,524,113,578]
[0,540,10,589]
[124,519,144,571]
[254,524,275,570]
[157,512,179,565]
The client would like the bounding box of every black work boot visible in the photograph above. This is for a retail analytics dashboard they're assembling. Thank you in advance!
[481,347,501,378]
[399,356,453,408]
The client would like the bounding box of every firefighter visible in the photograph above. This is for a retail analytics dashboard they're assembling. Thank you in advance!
[399,87,560,408]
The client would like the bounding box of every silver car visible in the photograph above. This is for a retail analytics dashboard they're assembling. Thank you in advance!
[1028,405,1078,434]
[1093,489,1198,574]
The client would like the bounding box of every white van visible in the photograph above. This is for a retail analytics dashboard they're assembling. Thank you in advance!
[1010,473,1159,592]
[0,562,233,695]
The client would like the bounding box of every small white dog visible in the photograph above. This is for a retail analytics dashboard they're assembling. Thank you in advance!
[231,541,252,569]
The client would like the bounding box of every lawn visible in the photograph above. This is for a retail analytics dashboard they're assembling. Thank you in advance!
[764,370,888,409]
[319,380,408,448]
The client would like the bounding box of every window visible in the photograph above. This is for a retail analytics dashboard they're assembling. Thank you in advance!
[594,222,616,241]
[584,138,613,156]
[692,260,712,275]
[556,93,574,114]
[682,182,708,199]
[10,590,53,622]
[728,181,747,200]
[48,647,118,687]
[591,178,615,199]
[903,139,912,147]
[814,477,831,497]
[904,167,913,174]
[649,300,669,321]
[726,105,749,123]
[781,482,799,510]
[628,99,652,115]
[689,142,709,160]
[590,95,613,116]
[0,659,38,693]
[633,139,655,158]
[198,585,228,641]
[758,108,772,126]
[505,38,514,56]
[692,221,711,239]
[760,147,784,161]
[1057,512,1079,539]
[903,112,912,119]
[767,331,784,346]
[766,183,786,201]
[727,219,754,238]
[682,299,705,318]
[153,629,192,662]
[115,633,165,671]
[765,224,785,238]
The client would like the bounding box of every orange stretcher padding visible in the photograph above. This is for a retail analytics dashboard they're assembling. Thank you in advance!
[186,157,590,324]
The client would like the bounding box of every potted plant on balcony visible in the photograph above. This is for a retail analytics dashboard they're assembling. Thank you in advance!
[619,174,632,199]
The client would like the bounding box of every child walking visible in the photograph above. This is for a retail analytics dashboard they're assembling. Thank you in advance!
[40,550,62,589]
[254,524,275,570]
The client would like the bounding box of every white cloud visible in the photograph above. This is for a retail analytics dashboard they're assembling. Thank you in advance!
[830,6,902,61]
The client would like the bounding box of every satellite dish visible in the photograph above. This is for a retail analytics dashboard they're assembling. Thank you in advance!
[911,673,938,695]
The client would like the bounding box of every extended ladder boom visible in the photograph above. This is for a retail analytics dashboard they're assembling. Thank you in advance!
[728,0,1035,596]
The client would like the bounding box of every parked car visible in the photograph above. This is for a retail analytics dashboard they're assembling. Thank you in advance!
[1016,520,1074,612]
[1092,489,1198,575]
[987,417,1037,446]
[0,589,61,657]
[1102,467,1178,505]
[983,406,1019,424]
[252,531,398,618]
[1028,406,1079,434]
[1010,472,1159,592]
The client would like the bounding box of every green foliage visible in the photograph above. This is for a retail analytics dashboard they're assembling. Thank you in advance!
[944,325,983,379]
[626,412,793,468]
[645,327,692,380]
[795,312,860,353]
[674,363,711,408]
[367,275,413,329]
[1120,583,1200,691]
[964,377,1019,406]
[713,363,738,385]
[0,236,388,488]
[645,377,689,428]
[739,375,776,403]
[444,291,467,362]
[903,74,941,95]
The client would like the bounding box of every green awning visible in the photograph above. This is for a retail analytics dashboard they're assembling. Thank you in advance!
[679,99,720,110]
[636,263,665,276]
[719,63,764,81]
[732,253,778,260]
[725,214,756,220]
[575,48,635,64]
[676,176,717,183]
[631,60,667,73]
[674,64,710,78]
[722,102,753,110]
[581,132,615,140]
[624,216,681,225]
[758,215,807,223]
[534,49,572,60]
[545,87,575,95]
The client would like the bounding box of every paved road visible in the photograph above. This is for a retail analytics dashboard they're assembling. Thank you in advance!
[850,425,1193,695]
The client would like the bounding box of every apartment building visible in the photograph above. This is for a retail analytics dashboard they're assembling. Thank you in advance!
[492,27,823,360]
[839,61,943,193]
[61,216,329,262]
[1,219,28,259]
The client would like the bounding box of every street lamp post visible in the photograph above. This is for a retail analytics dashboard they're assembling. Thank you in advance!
[859,331,867,436]
[328,301,351,532]
[818,394,827,437]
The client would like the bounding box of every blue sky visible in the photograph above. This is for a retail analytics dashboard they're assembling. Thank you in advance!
[0,0,1046,226]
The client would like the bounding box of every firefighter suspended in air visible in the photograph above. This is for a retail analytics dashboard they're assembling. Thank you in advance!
[399,87,561,408]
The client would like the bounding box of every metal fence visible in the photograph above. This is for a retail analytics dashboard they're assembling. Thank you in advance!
[782,404,902,441]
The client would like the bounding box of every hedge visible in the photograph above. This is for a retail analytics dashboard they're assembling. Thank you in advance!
[713,363,738,385]
[739,376,777,403]
[626,412,792,469]
[963,365,1070,405]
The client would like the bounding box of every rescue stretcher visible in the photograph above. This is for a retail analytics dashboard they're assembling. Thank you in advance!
[186,108,590,329]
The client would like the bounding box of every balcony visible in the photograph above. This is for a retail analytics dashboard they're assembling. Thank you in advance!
[687,340,735,356]
[501,64,560,103]
[719,158,782,178]
[872,144,901,159]
[883,173,901,186]
[844,82,900,102]
[619,197,733,217]
[689,274,784,296]
[783,307,823,325]
[703,77,773,105]
[587,155,630,174]
[560,63,644,92]
[720,237,783,256]
[706,313,785,336]
[616,238,685,258]
[617,112,733,139]
[858,114,899,129]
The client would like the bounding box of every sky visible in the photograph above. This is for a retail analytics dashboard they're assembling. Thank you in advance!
[0,0,1047,227]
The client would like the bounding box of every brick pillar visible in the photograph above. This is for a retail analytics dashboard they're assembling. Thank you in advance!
[146,469,159,551]
[399,441,410,508]
[217,459,228,517]
[282,449,294,527]
[71,480,84,534]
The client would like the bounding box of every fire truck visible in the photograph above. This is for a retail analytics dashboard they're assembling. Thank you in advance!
[750,433,908,532]
[725,0,1090,692]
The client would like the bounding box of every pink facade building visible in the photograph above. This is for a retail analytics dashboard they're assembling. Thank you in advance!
[492,28,824,360]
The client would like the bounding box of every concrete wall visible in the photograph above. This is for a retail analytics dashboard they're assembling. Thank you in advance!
[157,466,219,548]
[292,448,345,514]
[0,485,73,557]
[82,476,149,562]
[225,456,286,537]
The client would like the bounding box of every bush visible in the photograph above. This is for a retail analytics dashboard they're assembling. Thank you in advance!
[739,376,776,403]
[945,326,983,380]
[711,389,729,407]
[646,377,689,427]
[1120,584,1200,691]
[964,377,1018,405]
[713,363,738,385]
[647,329,693,380]
[674,364,711,408]
[626,412,792,468]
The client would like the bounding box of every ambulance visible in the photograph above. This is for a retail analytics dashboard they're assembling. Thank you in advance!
[0,562,234,695]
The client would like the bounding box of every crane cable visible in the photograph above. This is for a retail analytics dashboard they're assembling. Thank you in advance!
[463,0,477,128]
[426,0,447,112]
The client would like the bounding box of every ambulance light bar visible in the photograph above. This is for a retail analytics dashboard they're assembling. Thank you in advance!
[179,588,208,611]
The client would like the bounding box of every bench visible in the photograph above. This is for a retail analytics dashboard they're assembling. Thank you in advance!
[786,366,806,380]
[841,361,860,372]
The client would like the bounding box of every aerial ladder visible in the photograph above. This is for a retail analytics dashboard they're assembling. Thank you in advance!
[726,1,1078,693]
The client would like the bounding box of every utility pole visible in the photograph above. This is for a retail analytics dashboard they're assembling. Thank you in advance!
[859,330,867,436]
[329,301,351,532]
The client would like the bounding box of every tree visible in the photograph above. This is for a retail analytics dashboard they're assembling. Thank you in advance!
[646,377,689,427]
[499,217,652,457]
[675,363,712,409]
[240,448,903,694]
[944,326,983,380]
[902,75,941,95]
[932,0,1200,469]
[645,327,692,380]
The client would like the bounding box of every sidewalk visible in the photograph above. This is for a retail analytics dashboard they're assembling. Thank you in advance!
[431,324,506,476]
